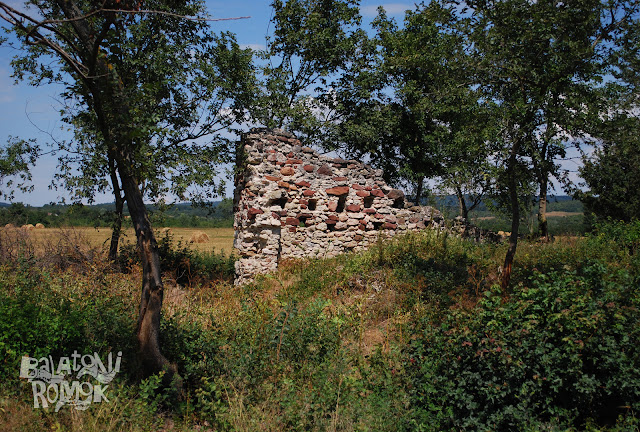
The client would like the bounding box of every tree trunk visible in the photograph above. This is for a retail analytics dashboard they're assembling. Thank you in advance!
[108,198,123,262]
[501,144,520,291]
[118,168,177,382]
[42,0,175,383]
[538,176,549,240]
[415,177,424,205]
[455,185,469,220]
[108,159,124,262]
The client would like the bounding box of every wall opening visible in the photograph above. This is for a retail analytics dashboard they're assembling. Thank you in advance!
[372,221,384,230]
[308,199,317,211]
[364,196,374,208]
[337,196,346,212]
[392,196,404,209]
[269,196,288,208]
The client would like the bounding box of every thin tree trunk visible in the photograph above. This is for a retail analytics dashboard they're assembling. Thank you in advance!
[415,177,424,205]
[538,176,548,240]
[119,169,177,382]
[455,185,468,220]
[108,159,124,262]
[502,143,521,291]
[108,198,123,262]
[52,0,175,382]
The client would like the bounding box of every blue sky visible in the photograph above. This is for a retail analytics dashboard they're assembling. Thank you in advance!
[0,1,412,206]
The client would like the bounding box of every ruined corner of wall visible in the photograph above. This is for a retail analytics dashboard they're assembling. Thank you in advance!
[232,128,447,285]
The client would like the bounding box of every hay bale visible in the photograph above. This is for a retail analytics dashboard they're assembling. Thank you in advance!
[21,224,35,231]
[4,223,15,229]
[35,223,45,229]
[189,231,209,244]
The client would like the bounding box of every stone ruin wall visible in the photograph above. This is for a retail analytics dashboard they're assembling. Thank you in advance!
[233,128,448,285]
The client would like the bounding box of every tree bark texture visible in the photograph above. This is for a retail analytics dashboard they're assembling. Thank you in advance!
[415,177,424,205]
[538,175,548,240]
[456,185,469,220]
[118,171,173,376]
[501,141,521,291]
[107,159,124,262]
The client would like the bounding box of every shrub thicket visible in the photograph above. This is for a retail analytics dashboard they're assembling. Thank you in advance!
[118,231,236,285]
[1,222,639,431]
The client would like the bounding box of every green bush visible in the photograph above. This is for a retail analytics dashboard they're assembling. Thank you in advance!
[407,262,640,430]
[118,232,236,285]
[590,219,640,257]
[0,265,137,386]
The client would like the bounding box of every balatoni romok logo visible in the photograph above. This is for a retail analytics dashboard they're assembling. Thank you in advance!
[19,350,122,411]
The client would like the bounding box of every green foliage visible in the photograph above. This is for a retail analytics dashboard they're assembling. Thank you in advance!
[251,0,363,138]
[4,0,256,208]
[0,137,39,201]
[0,201,234,228]
[577,116,640,223]
[2,227,640,430]
[588,219,640,262]
[407,262,640,430]
[0,266,136,386]
[118,232,236,285]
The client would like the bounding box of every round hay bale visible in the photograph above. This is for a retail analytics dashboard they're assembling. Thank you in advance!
[189,231,210,244]
[4,223,15,229]
[35,223,45,229]
[21,224,35,231]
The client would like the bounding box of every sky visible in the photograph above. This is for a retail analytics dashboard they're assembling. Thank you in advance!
[0,1,586,206]
[0,0,414,206]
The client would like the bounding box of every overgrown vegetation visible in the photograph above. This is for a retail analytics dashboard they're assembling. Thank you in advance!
[118,232,236,286]
[1,223,638,431]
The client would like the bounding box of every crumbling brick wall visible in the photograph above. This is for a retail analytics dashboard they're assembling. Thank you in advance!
[233,128,446,285]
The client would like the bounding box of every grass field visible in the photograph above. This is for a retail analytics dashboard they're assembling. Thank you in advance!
[13,226,236,255]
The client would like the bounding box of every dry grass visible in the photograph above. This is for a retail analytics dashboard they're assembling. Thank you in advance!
[545,211,582,217]
[21,226,235,255]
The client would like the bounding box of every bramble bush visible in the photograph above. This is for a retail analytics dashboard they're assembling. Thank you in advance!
[118,231,236,285]
[406,261,640,430]
[589,219,640,261]
[2,226,640,430]
[0,263,138,387]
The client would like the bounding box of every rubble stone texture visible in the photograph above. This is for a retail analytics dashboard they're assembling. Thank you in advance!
[233,129,447,285]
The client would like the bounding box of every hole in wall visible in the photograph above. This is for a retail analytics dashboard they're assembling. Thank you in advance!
[299,215,310,227]
[269,196,288,208]
[337,196,346,213]
[372,221,384,230]
[392,197,404,209]
[364,196,374,208]
[308,199,317,211]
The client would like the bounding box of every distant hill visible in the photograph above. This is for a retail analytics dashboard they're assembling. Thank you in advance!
[0,199,234,228]
[411,195,583,214]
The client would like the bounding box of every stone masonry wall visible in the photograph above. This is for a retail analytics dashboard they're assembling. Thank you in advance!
[233,129,446,285]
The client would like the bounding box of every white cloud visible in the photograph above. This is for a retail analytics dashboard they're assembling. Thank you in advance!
[239,43,266,52]
[360,3,412,17]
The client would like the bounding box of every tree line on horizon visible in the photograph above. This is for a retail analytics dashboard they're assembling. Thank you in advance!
[0,0,638,379]
[0,199,235,228]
